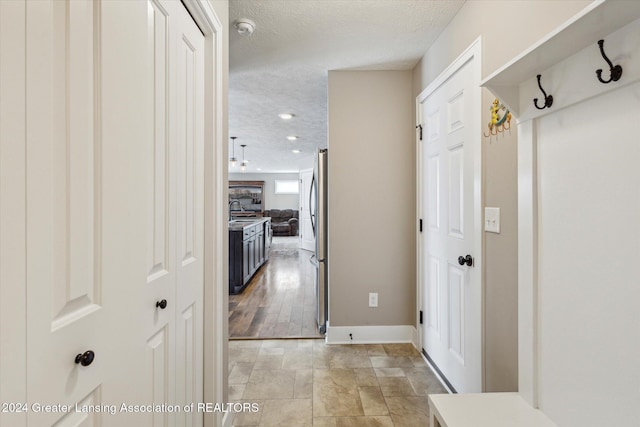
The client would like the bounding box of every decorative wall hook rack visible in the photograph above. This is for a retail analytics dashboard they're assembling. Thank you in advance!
[533,74,553,110]
[596,39,622,84]
[484,98,512,138]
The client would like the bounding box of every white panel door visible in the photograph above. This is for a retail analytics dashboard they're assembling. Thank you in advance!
[535,82,640,426]
[172,4,205,427]
[299,168,315,252]
[144,0,176,424]
[419,48,482,393]
[25,1,111,424]
[18,1,206,425]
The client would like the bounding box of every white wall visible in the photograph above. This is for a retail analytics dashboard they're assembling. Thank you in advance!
[229,172,300,210]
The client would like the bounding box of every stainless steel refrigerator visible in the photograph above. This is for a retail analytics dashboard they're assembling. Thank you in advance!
[310,148,328,334]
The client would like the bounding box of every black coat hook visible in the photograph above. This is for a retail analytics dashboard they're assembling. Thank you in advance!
[533,74,553,110]
[596,39,622,84]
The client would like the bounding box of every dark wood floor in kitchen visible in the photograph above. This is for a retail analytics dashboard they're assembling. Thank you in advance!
[229,236,323,339]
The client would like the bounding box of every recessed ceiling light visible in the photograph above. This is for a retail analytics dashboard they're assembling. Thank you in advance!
[292,149,301,154]
[279,113,294,120]
[287,136,298,141]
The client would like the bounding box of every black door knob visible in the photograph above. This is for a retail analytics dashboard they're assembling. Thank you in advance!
[75,350,95,367]
[458,255,473,266]
[156,299,167,309]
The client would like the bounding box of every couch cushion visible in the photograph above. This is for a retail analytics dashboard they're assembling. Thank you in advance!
[268,209,283,219]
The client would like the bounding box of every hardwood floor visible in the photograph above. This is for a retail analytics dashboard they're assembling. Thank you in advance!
[229,237,323,339]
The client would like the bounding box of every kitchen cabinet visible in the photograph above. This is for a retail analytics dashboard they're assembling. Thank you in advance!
[229,218,271,294]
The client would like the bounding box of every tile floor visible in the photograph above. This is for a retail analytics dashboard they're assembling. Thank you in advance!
[228,339,448,426]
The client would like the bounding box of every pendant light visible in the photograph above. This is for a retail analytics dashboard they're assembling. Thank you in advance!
[229,137,237,168]
[240,144,248,172]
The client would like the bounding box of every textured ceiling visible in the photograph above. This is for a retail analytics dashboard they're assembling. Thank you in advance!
[229,0,465,173]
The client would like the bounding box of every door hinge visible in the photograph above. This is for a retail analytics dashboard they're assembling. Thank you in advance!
[416,124,423,141]
[419,310,423,324]
[419,219,423,233]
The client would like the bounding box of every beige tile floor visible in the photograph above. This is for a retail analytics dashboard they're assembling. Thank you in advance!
[228,339,448,426]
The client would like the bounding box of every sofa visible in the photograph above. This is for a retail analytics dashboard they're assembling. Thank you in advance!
[264,209,299,236]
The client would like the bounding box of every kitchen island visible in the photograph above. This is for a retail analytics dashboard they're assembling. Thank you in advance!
[229,217,271,294]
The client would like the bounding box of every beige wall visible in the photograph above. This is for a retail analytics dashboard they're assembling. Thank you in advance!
[412,0,591,392]
[229,172,300,210]
[328,70,415,327]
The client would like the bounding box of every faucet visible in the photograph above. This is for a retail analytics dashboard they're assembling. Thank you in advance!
[229,200,242,220]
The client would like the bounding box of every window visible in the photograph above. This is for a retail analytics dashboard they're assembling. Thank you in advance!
[274,180,299,194]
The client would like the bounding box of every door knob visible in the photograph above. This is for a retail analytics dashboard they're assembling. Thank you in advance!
[156,299,167,309]
[75,350,95,367]
[458,255,473,266]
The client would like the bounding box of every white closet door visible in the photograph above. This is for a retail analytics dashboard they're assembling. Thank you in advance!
[25,1,113,424]
[172,4,205,427]
[20,1,206,425]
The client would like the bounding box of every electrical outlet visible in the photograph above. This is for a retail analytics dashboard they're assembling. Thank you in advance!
[369,292,378,307]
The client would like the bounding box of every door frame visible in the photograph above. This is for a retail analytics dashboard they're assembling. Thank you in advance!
[181,1,227,426]
[415,37,484,390]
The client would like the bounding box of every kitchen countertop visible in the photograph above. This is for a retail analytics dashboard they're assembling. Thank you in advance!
[228,217,270,231]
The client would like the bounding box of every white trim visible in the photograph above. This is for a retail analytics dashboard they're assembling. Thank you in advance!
[516,120,538,407]
[326,324,418,346]
[417,37,481,103]
[0,1,27,424]
[415,37,484,392]
[182,2,227,427]
[415,97,424,353]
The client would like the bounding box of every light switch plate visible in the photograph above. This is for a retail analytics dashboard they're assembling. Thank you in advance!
[484,207,500,233]
[369,293,378,308]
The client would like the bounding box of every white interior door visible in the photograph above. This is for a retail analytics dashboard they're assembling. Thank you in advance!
[419,44,482,393]
[17,1,205,425]
[25,1,115,424]
[299,168,315,252]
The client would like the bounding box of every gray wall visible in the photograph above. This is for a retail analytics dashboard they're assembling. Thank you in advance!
[328,70,415,327]
[229,172,300,210]
[412,0,591,392]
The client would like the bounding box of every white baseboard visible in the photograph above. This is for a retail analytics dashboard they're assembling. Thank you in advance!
[326,323,418,347]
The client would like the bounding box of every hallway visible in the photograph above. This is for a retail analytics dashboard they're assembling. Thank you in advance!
[229,237,323,339]
[228,339,447,426]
